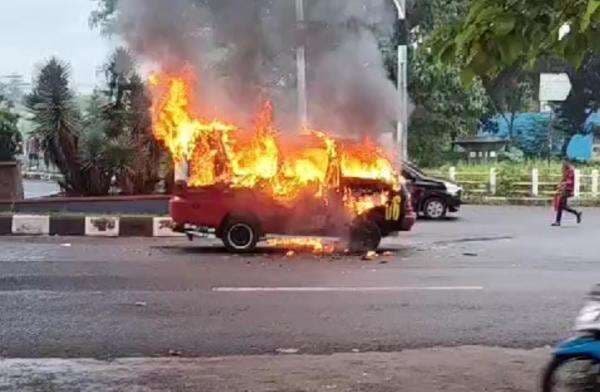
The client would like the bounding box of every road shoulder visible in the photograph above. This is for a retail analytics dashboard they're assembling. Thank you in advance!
[1,346,549,392]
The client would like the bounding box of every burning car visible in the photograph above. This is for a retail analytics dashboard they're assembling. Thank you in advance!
[169,161,415,253]
[150,73,416,253]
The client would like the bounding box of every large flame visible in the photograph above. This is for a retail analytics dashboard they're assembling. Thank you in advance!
[267,237,336,254]
[149,72,399,215]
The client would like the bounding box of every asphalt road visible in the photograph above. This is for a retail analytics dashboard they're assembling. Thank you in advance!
[0,206,596,358]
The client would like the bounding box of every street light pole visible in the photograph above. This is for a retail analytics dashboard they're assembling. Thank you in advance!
[391,0,408,161]
[295,0,308,129]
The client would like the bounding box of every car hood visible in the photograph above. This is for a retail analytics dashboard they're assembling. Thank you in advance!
[414,176,447,189]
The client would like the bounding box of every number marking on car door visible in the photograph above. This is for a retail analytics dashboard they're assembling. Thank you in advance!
[386,196,402,221]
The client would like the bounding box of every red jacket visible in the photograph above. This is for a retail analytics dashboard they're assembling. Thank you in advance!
[561,167,575,197]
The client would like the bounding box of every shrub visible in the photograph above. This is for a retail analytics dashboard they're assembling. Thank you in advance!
[0,101,21,161]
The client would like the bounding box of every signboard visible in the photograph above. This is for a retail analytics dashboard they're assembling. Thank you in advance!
[539,73,571,102]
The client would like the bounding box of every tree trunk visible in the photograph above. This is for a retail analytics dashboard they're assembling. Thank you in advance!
[508,111,516,141]
[561,135,571,157]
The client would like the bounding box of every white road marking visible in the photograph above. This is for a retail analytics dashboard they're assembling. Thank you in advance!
[212,286,484,293]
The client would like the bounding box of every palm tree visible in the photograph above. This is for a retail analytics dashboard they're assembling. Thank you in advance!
[78,91,113,195]
[100,48,161,194]
[25,58,84,195]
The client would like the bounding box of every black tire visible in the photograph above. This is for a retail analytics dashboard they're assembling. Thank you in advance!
[349,220,382,253]
[221,216,260,253]
[542,355,600,392]
[423,197,447,220]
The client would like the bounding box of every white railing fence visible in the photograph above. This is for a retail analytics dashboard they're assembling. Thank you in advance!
[430,167,600,199]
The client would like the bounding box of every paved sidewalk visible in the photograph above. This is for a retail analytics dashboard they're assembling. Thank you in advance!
[0,346,549,392]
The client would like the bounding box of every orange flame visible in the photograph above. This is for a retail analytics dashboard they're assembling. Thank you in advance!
[149,72,399,215]
[267,237,336,254]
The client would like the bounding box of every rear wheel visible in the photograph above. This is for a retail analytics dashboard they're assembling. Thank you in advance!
[423,197,447,219]
[542,356,600,392]
[221,217,260,253]
[349,220,382,253]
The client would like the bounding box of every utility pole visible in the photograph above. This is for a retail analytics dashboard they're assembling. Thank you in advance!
[392,0,408,160]
[295,0,308,129]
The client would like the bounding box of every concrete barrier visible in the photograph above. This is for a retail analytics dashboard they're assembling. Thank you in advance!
[120,217,153,237]
[50,216,85,236]
[11,215,50,235]
[85,217,120,237]
[0,214,188,237]
[0,215,13,235]
[153,217,184,237]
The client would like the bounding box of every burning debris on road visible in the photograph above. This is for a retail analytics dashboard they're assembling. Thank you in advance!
[267,237,336,255]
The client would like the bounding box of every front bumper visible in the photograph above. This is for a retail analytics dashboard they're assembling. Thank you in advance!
[447,194,462,212]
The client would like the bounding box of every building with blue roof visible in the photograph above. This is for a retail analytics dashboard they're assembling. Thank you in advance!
[481,112,600,162]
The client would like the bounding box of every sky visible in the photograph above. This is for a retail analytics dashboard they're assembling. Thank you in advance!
[0,0,113,94]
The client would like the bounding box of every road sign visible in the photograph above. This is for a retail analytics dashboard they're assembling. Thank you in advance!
[540,73,571,102]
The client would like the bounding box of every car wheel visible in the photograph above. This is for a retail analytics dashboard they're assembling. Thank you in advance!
[349,220,382,253]
[423,198,447,220]
[221,217,259,253]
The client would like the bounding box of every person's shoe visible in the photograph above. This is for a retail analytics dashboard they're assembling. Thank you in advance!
[577,212,582,224]
[551,222,561,227]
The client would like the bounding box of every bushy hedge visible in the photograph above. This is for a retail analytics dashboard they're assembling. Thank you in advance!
[0,107,21,161]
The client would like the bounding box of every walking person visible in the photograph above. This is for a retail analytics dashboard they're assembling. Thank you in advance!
[552,161,582,227]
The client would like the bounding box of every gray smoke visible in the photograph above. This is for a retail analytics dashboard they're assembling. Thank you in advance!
[116,0,399,137]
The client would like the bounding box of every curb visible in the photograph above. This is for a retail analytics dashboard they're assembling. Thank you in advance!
[0,215,184,237]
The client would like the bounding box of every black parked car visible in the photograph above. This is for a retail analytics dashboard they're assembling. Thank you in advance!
[402,162,462,219]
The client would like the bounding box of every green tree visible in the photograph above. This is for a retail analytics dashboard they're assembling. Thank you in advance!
[413,0,535,146]
[24,51,162,196]
[409,48,490,166]
[25,58,85,194]
[552,54,600,154]
[484,69,535,141]
[98,48,161,194]
[78,91,113,195]
[407,0,471,39]
[434,0,600,83]
[0,96,21,161]
[404,0,490,165]
[434,0,600,154]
